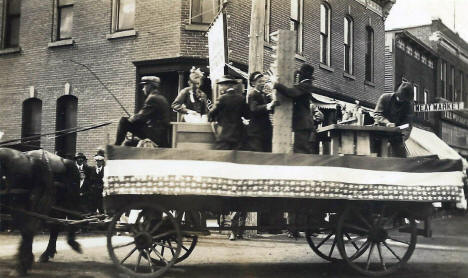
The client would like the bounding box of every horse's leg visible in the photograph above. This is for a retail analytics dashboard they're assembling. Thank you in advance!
[38,224,59,263]
[14,217,36,276]
[66,225,82,253]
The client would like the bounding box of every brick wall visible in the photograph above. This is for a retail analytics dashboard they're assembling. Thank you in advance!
[0,0,389,160]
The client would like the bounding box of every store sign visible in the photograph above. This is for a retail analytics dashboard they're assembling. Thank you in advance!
[414,102,464,112]
[207,12,228,92]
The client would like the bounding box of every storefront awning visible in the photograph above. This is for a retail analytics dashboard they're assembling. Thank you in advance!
[406,127,468,170]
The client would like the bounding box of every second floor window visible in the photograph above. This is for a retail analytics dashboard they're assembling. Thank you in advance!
[191,0,221,24]
[57,1,73,40]
[343,16,353,74]
[320,3,331,65]
[114,0,135,31]
[450,65,455,101]
[291,0,303,53]
[2,0,21,48]
[365,27,374,82]
[441,61,447,98]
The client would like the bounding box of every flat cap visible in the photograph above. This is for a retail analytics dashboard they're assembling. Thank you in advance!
[140,76,161,85]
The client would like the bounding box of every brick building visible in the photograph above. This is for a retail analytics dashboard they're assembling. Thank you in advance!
[386,19,468,156]
[0,0,394,158]
[384,29,438,131]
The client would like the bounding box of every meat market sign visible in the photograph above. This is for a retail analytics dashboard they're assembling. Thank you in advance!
[414,102,465,112]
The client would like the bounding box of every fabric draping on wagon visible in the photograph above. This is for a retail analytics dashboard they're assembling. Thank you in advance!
[104,146,464,202]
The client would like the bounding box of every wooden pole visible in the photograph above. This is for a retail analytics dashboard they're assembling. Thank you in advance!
[244,0,266,237]
[271,30,296,153]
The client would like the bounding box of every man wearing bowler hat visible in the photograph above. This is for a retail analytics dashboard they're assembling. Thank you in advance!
[208,75,249,150]
[114,76,170,147]
[373,81,414,157]
[273,63,321,154]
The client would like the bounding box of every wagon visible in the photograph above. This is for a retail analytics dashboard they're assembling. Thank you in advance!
[103,138,464,278]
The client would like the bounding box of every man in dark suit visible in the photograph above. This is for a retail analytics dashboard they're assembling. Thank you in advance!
[75,152,93,213]
[88,153,105,214]
[208,75,249,150]
[115,76,170,147]
[273,64,319,154]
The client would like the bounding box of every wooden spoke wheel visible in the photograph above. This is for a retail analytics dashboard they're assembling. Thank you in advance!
[306,213,367,262]
[107,202,182,278]
[172,211,199,263]
[336,204,417,277]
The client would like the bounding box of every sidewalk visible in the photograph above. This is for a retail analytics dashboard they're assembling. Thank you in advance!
[417,212,468,250]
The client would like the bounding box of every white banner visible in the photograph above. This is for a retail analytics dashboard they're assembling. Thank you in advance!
[207,13,228,92]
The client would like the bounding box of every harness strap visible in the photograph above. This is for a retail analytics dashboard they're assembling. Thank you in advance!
[0,188,30,195]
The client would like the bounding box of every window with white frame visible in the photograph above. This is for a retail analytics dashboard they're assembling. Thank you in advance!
[421,55,427,64]
[343,16,353,74]
[291,0,303,53]
[414,50,420,60]
[2,0,21,48]
[441,60,447,98]
[113,0,135,32]
[57,0,73,40]
[413,84,419,102]
[320,2,331,65]
[406,45,413,56]
[191,0,222,24]
[264,0,271,42]
[365,27,374,82]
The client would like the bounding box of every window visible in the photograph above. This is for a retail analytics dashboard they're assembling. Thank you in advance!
[413,84,419,102]
[291,0,303,53]
[423,90,429,120]
[414,50,420,60]
[406,45,413,56]
[264,0,271,42]
[461,71,465,101]
[427,59,434,69]
[343,16,353,74]
[22,98,42,149]
[191,0,222,24]
[451,66,455,101]
[320,3,331,65]
[113,0,135,31]
[57,0,73,40]
[396,39,405,50]
[365,27,374,82]
[55,95,78,158]
[441,61,447,98]
[2,0,20,48]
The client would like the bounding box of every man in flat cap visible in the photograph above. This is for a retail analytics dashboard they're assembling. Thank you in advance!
[373,81,414,157]
[87,152,105,214]
[208,75,249,150]
[273,63,321,154]
[114,76,170,147]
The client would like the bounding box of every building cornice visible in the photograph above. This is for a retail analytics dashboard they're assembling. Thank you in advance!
[354,0,395,19]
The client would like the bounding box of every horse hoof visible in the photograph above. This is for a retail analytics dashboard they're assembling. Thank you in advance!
[38,254,49,263]
[10,268,27,277]
[68,241,82,254]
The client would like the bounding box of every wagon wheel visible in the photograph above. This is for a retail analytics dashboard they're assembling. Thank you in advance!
[107,202,182,278]
[172,211,199,263]
[305,213,368,262]
[336,203,417,276]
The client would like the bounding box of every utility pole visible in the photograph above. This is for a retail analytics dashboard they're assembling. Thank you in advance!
[244,0,265,237]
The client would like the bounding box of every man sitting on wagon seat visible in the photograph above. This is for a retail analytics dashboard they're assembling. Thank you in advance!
[114,76,170,147]
[373,81,414,157]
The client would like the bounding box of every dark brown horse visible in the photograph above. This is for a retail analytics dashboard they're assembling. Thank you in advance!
[0,147,54,275]
[0,148,83,275]
[27,150,82,263]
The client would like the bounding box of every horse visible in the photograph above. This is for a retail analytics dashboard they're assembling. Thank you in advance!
[26,150,82,263]
[0,147,55,275]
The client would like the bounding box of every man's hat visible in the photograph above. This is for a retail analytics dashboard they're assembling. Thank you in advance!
[94,154,105,161]
[216,75,238,84]
[140,76,161,85]
[75,152,86,159]
[299,64,315,80]
[249,71,264,86]
[395,82,413,102]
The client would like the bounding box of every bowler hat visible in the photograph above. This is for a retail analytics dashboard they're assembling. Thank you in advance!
[75,152,86,159]
[299,64,315,80]
[216,75,238,84]
[140,76,161,85]
[395,82,413,102]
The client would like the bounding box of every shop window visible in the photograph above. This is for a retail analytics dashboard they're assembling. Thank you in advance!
[57,0,73,40]
[320,2,331,65]
[55,95,78,158]
[365,27,374,82]
[2,0,21,48]
[191,0,222,24]
[343,16,353,74]
[112,0,135,32]
[21,98,42,148]
[291,0,303,53]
